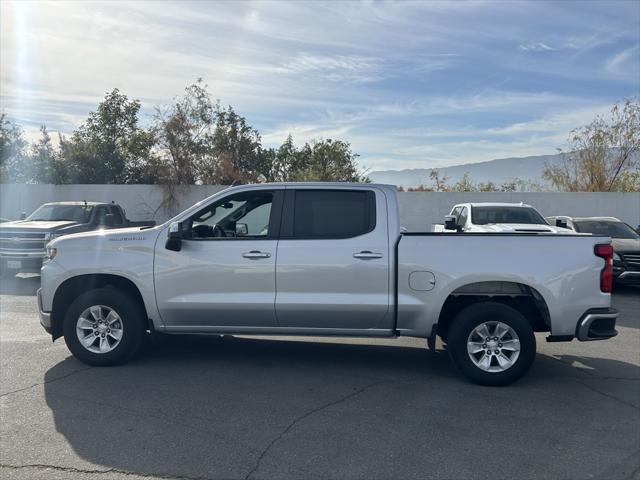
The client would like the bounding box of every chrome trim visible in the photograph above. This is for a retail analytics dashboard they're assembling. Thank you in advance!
[0,250,46,258]
[618,271,640,279]
[577,312,618,341]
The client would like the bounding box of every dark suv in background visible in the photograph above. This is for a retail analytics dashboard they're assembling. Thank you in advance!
[547,216,640,285]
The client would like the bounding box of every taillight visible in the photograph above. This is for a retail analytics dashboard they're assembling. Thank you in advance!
[594,244,613,293]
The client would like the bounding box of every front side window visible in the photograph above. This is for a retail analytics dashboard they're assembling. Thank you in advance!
[292,190,375,238]
[187,191,274,239]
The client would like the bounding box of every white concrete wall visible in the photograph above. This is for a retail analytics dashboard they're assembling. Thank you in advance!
[1,184,639,230]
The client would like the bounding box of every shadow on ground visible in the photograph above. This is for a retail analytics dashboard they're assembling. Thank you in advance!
[0,273,40,296]
[38,335,640,480]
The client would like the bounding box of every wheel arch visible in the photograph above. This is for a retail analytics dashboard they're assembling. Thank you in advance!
[435,281,551,341]
[50,274,148,341]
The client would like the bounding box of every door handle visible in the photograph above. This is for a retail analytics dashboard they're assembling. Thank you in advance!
[242,250,271,259]
[353,250,383,260]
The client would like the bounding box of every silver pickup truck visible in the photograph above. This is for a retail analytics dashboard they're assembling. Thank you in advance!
[38,183,618,385]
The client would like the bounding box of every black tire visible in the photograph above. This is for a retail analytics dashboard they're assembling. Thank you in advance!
[447,302,536,386]
[63,287,145,366]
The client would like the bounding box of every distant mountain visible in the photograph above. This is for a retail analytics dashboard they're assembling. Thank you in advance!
[369,153,561,187]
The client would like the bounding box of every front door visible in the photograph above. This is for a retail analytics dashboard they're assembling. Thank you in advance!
[154,189,283,330]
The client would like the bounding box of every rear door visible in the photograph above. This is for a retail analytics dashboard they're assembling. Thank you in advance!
[275,187,392,331]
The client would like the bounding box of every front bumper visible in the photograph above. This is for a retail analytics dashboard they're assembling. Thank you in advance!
[37,288,52,334]
[576,308,618,341]
[0,251,45,273]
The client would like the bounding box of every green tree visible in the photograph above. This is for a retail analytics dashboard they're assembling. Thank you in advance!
[209,105,261,183]
[288,139,369,182]
[61,88,153,184]
[30,126,56,183]
[0,114,30,182]
[543,99,640,192]
[154,80,216,185]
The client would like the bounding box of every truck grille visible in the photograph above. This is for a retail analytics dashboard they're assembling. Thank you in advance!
[621,253,640,271]
[0,232,47,252]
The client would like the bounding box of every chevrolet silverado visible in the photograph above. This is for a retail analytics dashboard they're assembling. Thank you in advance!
[37,184,618,385]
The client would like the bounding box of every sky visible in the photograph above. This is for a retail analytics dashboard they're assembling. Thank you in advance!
[1,0,639,171]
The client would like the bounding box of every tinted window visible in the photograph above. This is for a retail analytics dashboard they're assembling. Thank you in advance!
[471,206,547,225]
[574,221,639,239]
[293,190,374,238]
[27,204,94,223]
[109,206,124,225]
[94,207,108,224]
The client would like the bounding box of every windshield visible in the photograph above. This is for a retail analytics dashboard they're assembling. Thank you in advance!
[27,204,94,223]
[471,206,548,225]
[574,221,640,239]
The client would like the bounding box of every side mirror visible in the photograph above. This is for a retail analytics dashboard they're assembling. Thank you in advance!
[20,212,26,220]
[555,218,568,229]
[444,215,458,231]
[165,221,183,251]
[235,223,248,236]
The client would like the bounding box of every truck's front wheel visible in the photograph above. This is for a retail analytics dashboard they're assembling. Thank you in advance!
[447,302,536,386]
[63,288,145,366]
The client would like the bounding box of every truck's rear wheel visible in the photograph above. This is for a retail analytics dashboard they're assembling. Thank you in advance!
[63,288,145,366]
[447,302,535,386]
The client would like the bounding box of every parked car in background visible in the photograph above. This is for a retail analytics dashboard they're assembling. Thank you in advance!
[547,216,640,285]
[38,183,618,386]
[435,202,572,233]
[0,201,155,276]
[0,218,10,223]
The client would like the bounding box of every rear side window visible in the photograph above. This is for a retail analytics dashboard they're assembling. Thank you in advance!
[292,190,375,238]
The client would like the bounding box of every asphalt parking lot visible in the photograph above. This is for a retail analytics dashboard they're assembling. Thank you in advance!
[1,275,638,480]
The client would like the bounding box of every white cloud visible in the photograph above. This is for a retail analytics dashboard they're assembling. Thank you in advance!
[605,46,639,76]
[519,42,556,52]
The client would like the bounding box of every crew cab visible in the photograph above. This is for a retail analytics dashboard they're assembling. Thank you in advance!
[38,184,618,385]
[436,202,571,233]
[0,201,154,276]
[547,216,640,285]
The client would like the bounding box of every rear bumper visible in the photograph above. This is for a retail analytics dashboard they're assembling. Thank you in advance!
[615,271,640,284]
[576,308,618,341]
[37,288,52,334]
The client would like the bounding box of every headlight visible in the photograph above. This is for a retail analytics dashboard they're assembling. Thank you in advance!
[44,232,60,244]
[45,246,57,261]
[613,252,621,261]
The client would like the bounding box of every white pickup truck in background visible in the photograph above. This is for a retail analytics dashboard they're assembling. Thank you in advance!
[38,183,618,385]
[434,202,573,234]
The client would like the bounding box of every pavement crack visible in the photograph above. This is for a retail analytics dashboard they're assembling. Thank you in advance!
[574,378,639,411]
[244,380,383,480]
[0,366,92,399]
[0,463,210,480]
